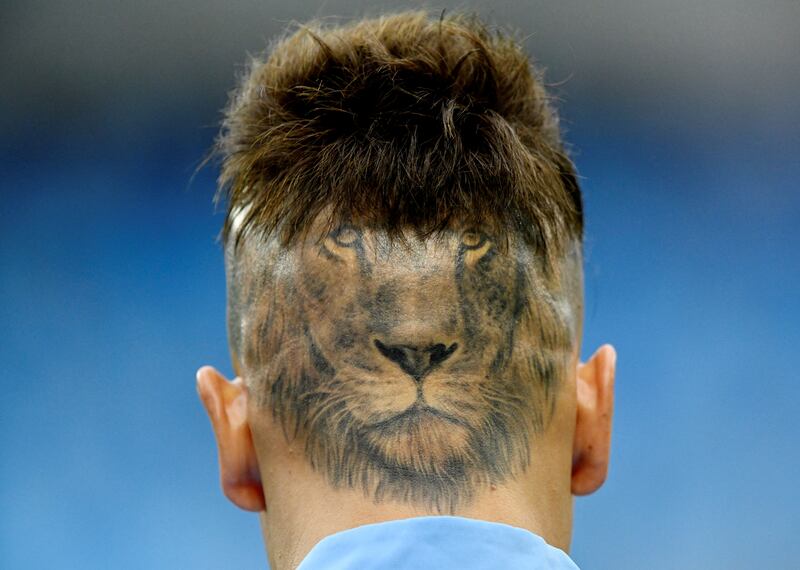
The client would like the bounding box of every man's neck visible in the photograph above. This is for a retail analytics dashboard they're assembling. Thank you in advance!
[255,443,573,570]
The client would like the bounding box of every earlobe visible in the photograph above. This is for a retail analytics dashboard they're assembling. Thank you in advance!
[571,344,616,496]
[196,365,266,512]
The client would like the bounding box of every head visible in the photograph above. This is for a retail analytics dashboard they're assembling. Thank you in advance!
[198,7,615,547]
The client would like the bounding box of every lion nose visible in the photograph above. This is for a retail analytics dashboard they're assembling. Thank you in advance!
[373,339,458,381]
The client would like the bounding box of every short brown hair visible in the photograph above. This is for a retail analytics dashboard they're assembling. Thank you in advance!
[214,9,582,263]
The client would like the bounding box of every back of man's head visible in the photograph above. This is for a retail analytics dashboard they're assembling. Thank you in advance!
[198,9,614,565]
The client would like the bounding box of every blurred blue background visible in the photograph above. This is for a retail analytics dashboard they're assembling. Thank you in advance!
[1,1,798,568]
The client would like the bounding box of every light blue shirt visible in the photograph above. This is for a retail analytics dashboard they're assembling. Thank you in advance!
[297,515,580,569]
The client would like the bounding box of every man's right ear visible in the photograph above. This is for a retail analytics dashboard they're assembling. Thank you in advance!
[196,365,266,512]
[571,344,616,496]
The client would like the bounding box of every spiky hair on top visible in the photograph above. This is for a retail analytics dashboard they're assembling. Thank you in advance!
[214,9,583,261]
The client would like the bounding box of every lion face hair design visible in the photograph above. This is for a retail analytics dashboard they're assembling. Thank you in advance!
[227,225,579,511]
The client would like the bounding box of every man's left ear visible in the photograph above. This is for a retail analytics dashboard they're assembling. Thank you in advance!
[571,344,616,496]
[196,365,266,512]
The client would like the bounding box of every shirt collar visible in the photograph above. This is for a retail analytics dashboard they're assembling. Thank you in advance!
[297,515,580,570]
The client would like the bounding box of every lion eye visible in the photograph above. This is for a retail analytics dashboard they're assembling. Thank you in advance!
[461,230,486,250]
[332,226,360,247]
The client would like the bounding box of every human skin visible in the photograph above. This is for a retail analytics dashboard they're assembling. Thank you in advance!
[197,222,615,569]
